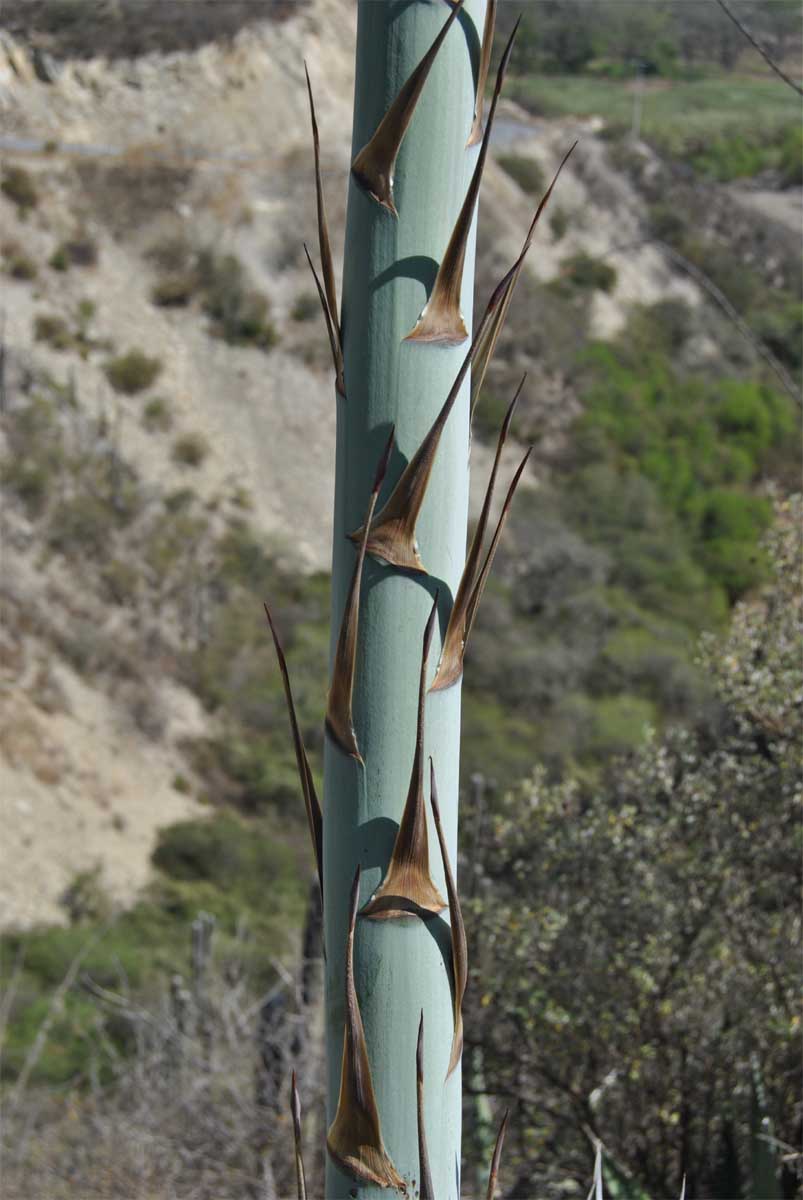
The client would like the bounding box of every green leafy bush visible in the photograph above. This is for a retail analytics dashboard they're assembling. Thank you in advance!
[50,232,98,271]
[151,272,197,306]
[2,239,37,279]
[104,348,163,394]
[197,250,278,349]
[778,124,803,187]
[549,205,569,241]
[142,396,172,431]
[34,313,72,350]
[497,153,545,195]
[1,165,38,213]
[171,431,210,468]
[561,251,617,292]
[291,291,320,321]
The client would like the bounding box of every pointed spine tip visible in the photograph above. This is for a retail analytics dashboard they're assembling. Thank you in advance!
[429,758,467,1078]
[487,1108,509,1200]
[326,866,405,1191]
[405,11,513,344]
[361,594,445,922]
[417,1010,434,1200]
[263,603,323,897]
[290,1071,307,1200]
[350,0,464,216]
[432,376,527,692]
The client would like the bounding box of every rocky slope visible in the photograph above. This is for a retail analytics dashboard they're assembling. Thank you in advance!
[0,1,711,927]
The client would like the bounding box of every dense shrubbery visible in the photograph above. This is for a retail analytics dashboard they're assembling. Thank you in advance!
[466,498,801,1198]
[572,313,797,598]
[560,251,617,292]
[1,165,38,214]
[497,153,546,195]
[104,348,163,394]
[146,238,278,350]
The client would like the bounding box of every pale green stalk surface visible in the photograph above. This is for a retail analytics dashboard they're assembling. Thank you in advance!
[324,3,487,1197]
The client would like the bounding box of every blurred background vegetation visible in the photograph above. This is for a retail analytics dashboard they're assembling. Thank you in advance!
[0,0,800,1196]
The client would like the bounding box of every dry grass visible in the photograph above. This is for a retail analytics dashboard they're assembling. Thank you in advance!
[2,900,325,1200]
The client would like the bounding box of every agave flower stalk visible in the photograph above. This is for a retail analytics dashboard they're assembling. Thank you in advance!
[323,3,489,1195]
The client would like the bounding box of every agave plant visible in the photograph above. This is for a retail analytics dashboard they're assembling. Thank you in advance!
[269,3,572,1195]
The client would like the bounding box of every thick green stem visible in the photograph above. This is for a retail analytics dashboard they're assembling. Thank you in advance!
[324,3,486,1196]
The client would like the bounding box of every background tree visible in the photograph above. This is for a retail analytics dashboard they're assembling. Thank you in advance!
[465,496,801,1198]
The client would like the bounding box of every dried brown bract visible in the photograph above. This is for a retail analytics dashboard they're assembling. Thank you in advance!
[362,595,446,920]
[326,429,395,762]
[405,17,517,345]
[467,0,497,148]
[326,868,405,1190]
[304,65,340,347]
[416,1012,434,1200]
[303,244,345,398]
[349,254,513,573]
[432,377,529,692]
[263,603,323,896]
[486,1108,509,1200]
[471,141,577,415]
[351,0,464,216]
[429,759,467,1077]
[290,1071,307,1200]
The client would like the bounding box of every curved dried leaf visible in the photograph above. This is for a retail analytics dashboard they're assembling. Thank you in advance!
[303,244,345,398]
[467,0,497,147]
[349,252,517,572]
[429,759,467,1077]
[463,446,532,643]
[405,18,518,345]
[431,375,525,692]
[486,1108,509,1200]
[304,63,341,350]
[351,0,464,216]
[326,429,395,763]
[417,1012,434,1200]
[326,868,404,1191]
[471,141,577,416]
[263,604,323,896]
[363,596,446,919]
[290,1071,307,1200]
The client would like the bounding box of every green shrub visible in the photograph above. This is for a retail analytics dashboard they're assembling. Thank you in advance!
[751,296,803,373]
[1,395,65,516]
[33,313,72,350]
[291,291,319,321]
[145,232,193,273]
[60,865,111,924]
[647,201,687,244]
[142,396,172,431]
[688,489,772,599]
[100,557,140,604]
[49,233,98,270]
[151,271,197,306]
[48,244,70,271]
[104,348,163,394]
[47,494,115,557]
[561,251,617,293]
[778,124,803,187]
[497,153,545,195]
[152,813,300,912]
[172,431,210,468]
[549,205,569,242]
[164,486,196,513]
[196,249,278,349]
[472,386,516,444]
[2,240,37,280]
[1,165,38,213]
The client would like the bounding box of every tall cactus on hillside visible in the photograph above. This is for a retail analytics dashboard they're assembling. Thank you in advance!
[270,3,572,1195]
